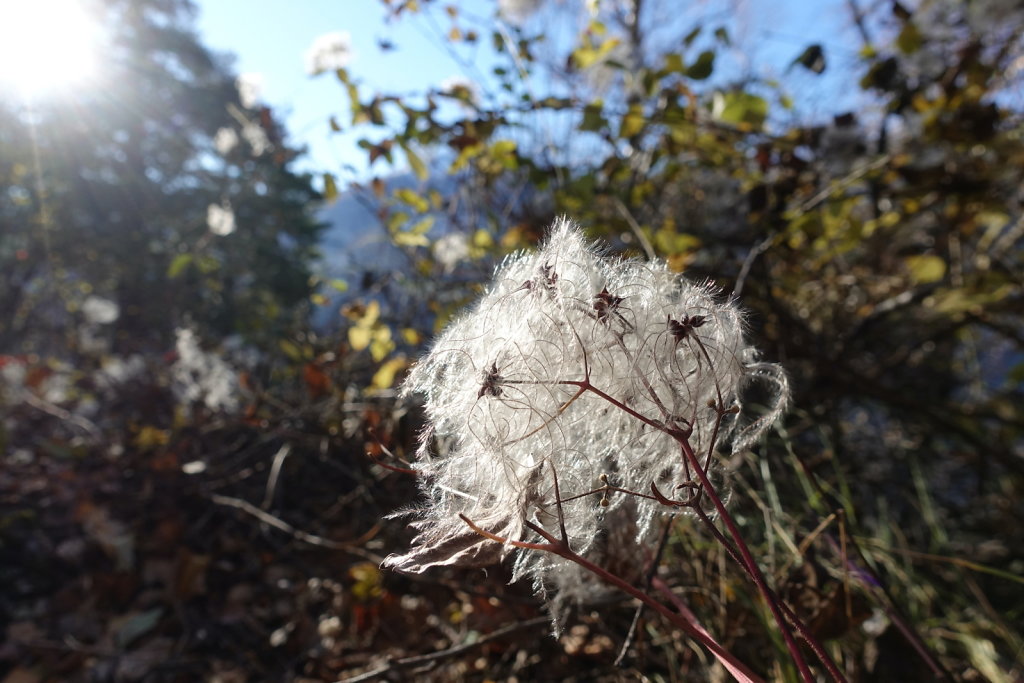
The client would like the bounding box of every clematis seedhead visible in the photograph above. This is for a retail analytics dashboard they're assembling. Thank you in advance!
[385,218,788,618]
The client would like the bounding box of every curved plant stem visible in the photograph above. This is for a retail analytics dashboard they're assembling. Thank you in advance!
[459,513,765,683]
[575,377,839,682]
[692,507,848,683]
[673,437,820,683]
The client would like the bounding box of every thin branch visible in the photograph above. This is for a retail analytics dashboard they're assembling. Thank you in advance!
[733,231,776,297]
[796,154,891,214]
[459,514,766,683]
[210,494,382,562]
[261,443,291,510]
[334,616,550,683]
[614,196,656,260]
[615,517,675,667]
[548,461,570,544]
[673,436,822,683]
[22,391,101,439]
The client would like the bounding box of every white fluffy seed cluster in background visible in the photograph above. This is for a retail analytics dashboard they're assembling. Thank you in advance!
[386,218,788,615]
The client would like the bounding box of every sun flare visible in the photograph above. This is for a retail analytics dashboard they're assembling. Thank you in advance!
[0,0,104,99]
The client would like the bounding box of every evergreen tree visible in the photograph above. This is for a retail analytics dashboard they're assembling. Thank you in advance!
[0,0,324,355]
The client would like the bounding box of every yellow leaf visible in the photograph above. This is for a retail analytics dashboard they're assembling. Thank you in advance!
[371,357,409,389]
[409,215,435,235]
[134,426,169,450]
[501,225,529,249]
[959,634,1010,683]
[393,230,430,247]
[469,228,495,258]
[490,139,517,156]
[904,254,946,285]
[393,216,434,247]
[394,188,429,213]
[399,141,428,181]
[363,300,381,324]
[449,142,483,173]
[167,253,193,278]
[387,211,410,233]
[279,339,304,361]
[401,327,422,345]
[619,103,645,138]
[878,211,900,228]
[348,326,372,351]
[667,252,696,272]
[323,173,339,202]
[349,562,384,601]
[369,327,394,362]
[572,37,620,69]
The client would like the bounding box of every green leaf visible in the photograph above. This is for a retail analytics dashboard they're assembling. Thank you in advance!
[448,142,483,173]
[714,91,768,129]
[579,101,606,132]
[930,283,1015,315]
[664,53,685,74]
[115,608,163,649]
[481,140,518,173]
[686,50,715,80]
[654,223,701,254]
[897,22,922,54]
[619,103,646,138]
[167,253,193,278]
[682,26,701,47]
[387,211,410,233]
[196,254,221,274]
[861,57,899,91]
[400,142,428,180]
[537,96,573,110]
[336,70,364,124]
[367,99,385,125]
[790,44,826,74]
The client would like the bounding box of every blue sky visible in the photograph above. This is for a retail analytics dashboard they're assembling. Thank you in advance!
[195,1,872,185]
[196,1,497,182]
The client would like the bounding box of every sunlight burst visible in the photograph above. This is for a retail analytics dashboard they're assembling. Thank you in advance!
[0,0,104,99]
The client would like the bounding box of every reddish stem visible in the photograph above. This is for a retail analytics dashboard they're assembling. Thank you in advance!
[574,379,837,682]
[674,434,819,683]
[459,514,765,683]
[692,506,848,683]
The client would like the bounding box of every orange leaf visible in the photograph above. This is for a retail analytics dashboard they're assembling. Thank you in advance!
[303,362,332,399]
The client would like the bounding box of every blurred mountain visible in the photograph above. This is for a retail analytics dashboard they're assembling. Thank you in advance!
[312,172,430,329]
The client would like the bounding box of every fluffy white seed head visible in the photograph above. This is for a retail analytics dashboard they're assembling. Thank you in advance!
[385,218,788,615]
